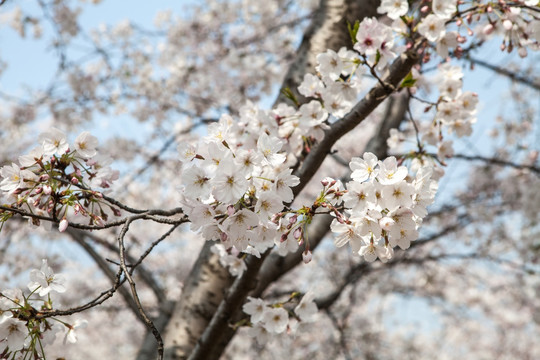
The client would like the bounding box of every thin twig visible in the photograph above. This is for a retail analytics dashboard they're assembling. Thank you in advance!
[117,218,165,359]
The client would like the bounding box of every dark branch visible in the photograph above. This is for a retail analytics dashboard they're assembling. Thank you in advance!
[467,56,540,91]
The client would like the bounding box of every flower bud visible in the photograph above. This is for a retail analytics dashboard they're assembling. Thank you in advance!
[518,47,527,58]
[59,218,68,232]
[302,250,312,264]
[93,216,105,227]
[220,232,228,242]
[71,177,79,185]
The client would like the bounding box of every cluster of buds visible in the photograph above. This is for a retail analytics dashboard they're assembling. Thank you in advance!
[0,128,120,231]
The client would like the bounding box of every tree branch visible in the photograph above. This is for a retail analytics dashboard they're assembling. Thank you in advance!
[452,153,540,175]
[292,48,420,198]
[467,56,540,91]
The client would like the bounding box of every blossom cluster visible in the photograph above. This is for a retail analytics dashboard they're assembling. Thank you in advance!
[242,292,317,344]
[178,16,439,269]
[328,153,438,262]
[378,0,539,58]
[0,259,86,358]
[0,128,119,231]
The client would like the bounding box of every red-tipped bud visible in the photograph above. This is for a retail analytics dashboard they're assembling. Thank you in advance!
[220,232,228,242]
[302,250,312,264]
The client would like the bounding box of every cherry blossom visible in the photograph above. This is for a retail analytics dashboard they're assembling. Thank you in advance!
[27,259,66,297]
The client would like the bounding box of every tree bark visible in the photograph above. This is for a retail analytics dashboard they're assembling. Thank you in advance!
[160,241,233,360]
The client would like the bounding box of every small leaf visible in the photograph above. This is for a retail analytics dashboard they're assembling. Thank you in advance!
[400,71,417,88]
[281,87,299,107]
[375,49,381,65]
[347,20,360,45]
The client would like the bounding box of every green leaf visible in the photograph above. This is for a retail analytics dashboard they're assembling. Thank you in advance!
[375,49,381,65]
[347,20,360,45]
[281,87,299,107]
[400,71,417,88]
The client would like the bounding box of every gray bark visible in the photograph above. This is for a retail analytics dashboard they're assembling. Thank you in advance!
[160,241,233,360]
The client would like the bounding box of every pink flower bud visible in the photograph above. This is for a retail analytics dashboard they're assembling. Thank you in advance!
[456,19,462,27]
[39,174,49,182]
[71,177,79,185]
[220,232,228,242]
[289,215,298,224]
[43,185,52,195]
[293,227,302,240]
[503,19,513,31]
[302,250,312,264]
[420,5,429,13]
[280,233,288,242]
[518,47,527,58]
[93,216,105,227]
[59,218,68,232]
